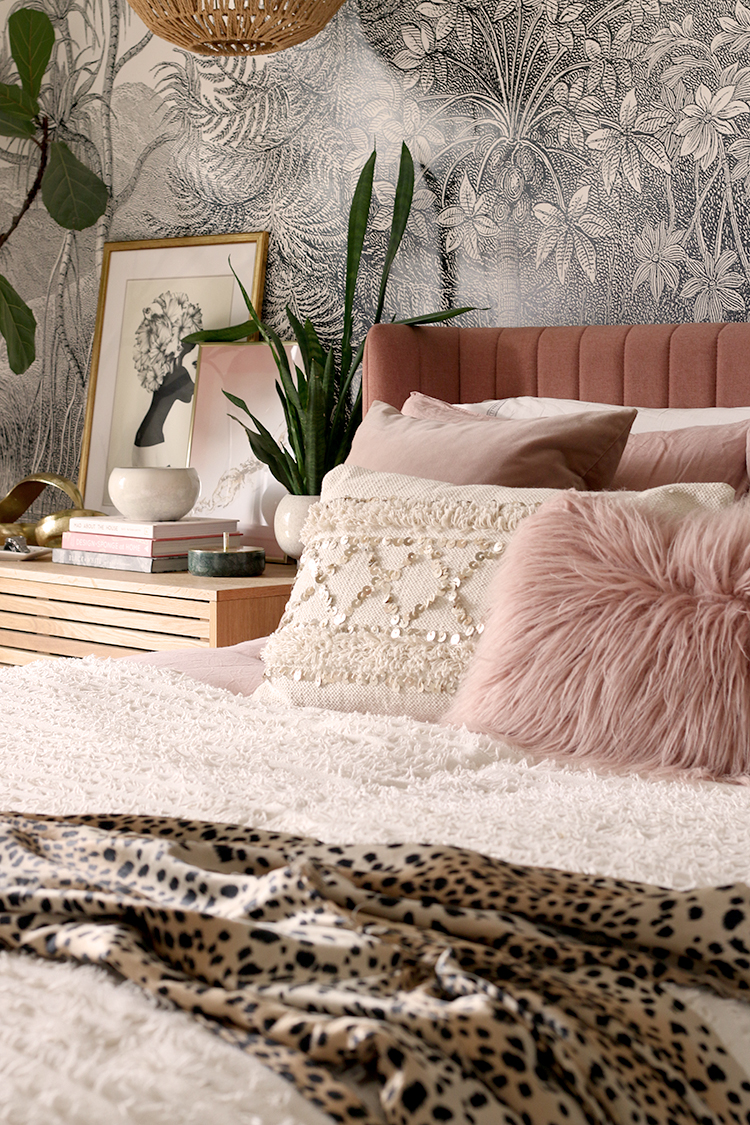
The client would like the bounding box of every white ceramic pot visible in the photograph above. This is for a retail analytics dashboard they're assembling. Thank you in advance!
[273,493,319,560]
[108,467,200,521]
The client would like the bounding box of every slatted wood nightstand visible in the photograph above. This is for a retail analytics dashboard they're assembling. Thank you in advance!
[0,559,295,666]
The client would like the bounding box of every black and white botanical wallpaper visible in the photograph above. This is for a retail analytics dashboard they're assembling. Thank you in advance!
[1,0,750,502]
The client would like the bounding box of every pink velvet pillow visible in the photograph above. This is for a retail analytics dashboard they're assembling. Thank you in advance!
[348,400,636,490]
[403,392,750,496]
[444,491,750,781]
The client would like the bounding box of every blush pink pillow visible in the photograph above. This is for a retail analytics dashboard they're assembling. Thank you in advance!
[613,422,750,495]
[403,392,750,496]
[348,400,636,490]
[443,492,750,781]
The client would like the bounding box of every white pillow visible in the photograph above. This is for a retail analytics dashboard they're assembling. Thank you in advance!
[256,466,734,721]
[460,396,750,435]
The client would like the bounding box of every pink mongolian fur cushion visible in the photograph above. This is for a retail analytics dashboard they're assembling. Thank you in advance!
[443,490,750,781]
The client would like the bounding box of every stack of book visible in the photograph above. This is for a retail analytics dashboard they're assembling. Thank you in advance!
[52,516,241,573]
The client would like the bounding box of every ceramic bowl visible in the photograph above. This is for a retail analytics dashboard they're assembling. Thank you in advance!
[108,467,200,521]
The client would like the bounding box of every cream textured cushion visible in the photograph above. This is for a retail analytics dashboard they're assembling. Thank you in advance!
[256,465,561,720]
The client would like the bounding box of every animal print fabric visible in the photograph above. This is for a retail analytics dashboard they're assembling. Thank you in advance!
[1,814,750,1125]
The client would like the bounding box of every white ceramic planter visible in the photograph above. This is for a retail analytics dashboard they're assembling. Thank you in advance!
[273,494,319,560]
[108,467,200,521]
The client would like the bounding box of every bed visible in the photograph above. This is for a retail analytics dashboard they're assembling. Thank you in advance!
[3,321,750,1125]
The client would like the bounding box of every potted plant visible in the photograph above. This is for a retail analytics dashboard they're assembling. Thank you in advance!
[184,143,472,557]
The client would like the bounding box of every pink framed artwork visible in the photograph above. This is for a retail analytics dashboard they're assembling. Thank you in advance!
[187,342,295,559]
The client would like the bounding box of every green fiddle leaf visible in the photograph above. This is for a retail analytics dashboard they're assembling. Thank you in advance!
[9,9,55,100]
[0,82,37,138]
[0,274,36,374]
[41,141,108,230]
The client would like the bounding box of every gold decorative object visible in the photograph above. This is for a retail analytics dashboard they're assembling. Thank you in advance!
[124,0,347,55]
[0,474,103,548]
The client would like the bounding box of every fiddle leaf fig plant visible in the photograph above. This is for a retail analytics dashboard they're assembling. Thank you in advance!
[184,143,473,496]
[0,8,108,374]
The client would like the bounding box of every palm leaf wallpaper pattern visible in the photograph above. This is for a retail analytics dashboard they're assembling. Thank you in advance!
[0,0,746,500]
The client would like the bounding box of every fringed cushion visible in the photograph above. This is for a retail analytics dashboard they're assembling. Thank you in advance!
[256,465,561,720]
[443,484,749,781]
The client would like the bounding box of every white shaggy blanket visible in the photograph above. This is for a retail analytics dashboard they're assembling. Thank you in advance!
[3,656,750,1125]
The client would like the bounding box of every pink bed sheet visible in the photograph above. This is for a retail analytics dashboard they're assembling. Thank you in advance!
[123,637,267,697]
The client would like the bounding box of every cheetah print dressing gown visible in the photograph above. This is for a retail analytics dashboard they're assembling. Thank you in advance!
[1,812,749,1125]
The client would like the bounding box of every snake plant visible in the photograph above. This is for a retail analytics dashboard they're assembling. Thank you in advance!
[183,143,472,495]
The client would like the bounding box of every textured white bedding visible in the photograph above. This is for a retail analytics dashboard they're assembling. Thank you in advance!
[2,656,750,1124]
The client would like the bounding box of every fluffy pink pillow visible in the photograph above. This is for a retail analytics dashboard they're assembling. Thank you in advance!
[443,492,750,781]
[348,400,636,490]
[403,392,750,496]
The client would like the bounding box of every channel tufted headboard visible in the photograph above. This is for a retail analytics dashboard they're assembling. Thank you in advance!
[362,323,750,412]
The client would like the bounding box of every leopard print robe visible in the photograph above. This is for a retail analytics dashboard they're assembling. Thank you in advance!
[0,812,749,1125]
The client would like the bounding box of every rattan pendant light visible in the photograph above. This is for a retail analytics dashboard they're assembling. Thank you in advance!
[126,0,348,56]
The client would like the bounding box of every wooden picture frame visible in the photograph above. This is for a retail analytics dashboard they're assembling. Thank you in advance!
[79,232,268,513]
[188,341,294,559]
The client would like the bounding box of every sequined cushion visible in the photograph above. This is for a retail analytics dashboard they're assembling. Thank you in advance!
[256,466,560,720]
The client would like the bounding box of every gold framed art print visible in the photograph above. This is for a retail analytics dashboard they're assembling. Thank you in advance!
[79,232,268,513]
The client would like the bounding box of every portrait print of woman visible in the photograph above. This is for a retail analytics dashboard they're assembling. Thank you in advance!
[131,292,203,467]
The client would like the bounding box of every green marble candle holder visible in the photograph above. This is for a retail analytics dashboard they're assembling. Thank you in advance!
[188,545,265,578]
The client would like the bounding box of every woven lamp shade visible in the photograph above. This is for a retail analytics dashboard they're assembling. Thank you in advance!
[126,0,348,55]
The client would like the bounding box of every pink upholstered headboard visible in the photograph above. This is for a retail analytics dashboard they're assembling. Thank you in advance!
[362,323,750,411]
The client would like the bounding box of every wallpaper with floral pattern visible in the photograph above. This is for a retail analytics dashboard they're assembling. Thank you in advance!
[0,0,748,500]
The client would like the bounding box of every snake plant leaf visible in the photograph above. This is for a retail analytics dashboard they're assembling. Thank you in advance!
[302,318,325,371]
[0,273,36,374]
[228,409,303,494]
[395,306,477,325]
[329,377,362,461]
[332,392,364,470]
[227,261,302,414]
[330,336,366,439]
[183,320,255,344]
[374,143,414,324]
[285,307,310,380]
[225,386,303,489]
[223,390,253,416]
[0,83,37,137]
[249,410,305,494]
[341,150,376,379]
[243,427,297,495]
[303,364,327,494]
[41,141,108,230]
[228,258,262,321]
[275,382,306,474]
[8,9,54,100]
[319,345,336,432]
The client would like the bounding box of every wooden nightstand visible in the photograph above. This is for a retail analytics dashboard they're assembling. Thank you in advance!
[0,558,296,666]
